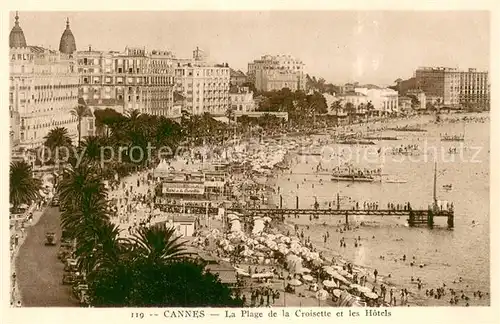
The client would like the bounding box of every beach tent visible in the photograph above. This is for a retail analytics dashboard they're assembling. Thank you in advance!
[154,159,171,178]
[230,219,242,233]
[335,291,365,307]
[252,218,265,235]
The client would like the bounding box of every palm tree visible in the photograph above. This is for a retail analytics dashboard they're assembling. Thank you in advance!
[71,103,90,147]
[128,226,191,264]
[80,136,106,169]
[345,102,356,124]
[56,162,113,274]
[366,101,375,121]
[10,161,41,212]
[57,162,107,214]
[44,127,73,150]
[330,100,343,126]
[74,219,123,276]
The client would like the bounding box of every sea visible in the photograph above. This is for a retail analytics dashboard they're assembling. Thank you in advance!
[272,113,490,306]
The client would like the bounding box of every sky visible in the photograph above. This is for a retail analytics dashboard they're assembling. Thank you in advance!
[10,11,490,85]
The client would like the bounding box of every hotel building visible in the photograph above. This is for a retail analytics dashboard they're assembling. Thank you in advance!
[9,14,80,148]
[77,47,176,117]
[415,66,489,108]
[247,54,306,92]
[173,48,230,116]
[229,86,255,113]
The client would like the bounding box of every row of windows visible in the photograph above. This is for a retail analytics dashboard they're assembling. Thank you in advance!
[81,76,174,85]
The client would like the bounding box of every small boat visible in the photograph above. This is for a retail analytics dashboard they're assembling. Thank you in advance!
[442,184,452,190]
[387,126,427,132]
[331,175,375,182]
[385,179,407,184]
[363,136,400,141]
[337,140,376,145]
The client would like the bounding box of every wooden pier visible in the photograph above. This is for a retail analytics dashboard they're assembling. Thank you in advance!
[155,161,455,229]
[154,204,454,229]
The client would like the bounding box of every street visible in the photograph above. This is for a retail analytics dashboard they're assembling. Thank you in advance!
[15,207,79,306]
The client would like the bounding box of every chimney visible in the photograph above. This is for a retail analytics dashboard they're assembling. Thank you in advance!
[89,45,92,52]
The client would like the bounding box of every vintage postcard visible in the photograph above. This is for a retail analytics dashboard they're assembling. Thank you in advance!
[3,2,499,324]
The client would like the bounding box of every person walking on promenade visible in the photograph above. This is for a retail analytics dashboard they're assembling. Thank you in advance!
[374,269,378,282]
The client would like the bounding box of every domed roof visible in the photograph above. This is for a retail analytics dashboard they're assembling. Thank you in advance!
[59,18,76,54]
[9,12,27,48]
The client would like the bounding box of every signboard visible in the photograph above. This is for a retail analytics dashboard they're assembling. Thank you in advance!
[162,182,205,195]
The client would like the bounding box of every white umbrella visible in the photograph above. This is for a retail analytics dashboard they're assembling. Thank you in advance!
[316,289,329,301]
[357,286,372,294]
[325,268,336,276]
[350,283,362,290]
[332,289,342,298]
[323,280,337,288]
[364,291,379,299]
[302,274,314,282]
[289,279,302,286]
[299,267,311,274]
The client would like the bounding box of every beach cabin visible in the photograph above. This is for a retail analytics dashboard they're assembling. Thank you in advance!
[186,250,237,286]
[164,215,196,237]
[205,261,238,286]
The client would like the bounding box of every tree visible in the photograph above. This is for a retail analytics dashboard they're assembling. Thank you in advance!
[57,162,108,218]
[407,94,420,109]
[127,226,192,264]
[44,127,73,154]
[85,226,242,307]
[366,101,375,120]
[10,161,41,211]
[88,258,243,307]
[71,103,91,147]
[93,108,125,137]
[57,162,112,274]
[345,102,356,122]
[80,136,107,170]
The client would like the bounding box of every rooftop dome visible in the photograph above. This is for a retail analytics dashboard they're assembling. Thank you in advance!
[59,18,76,54]
[9,12,27,48]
